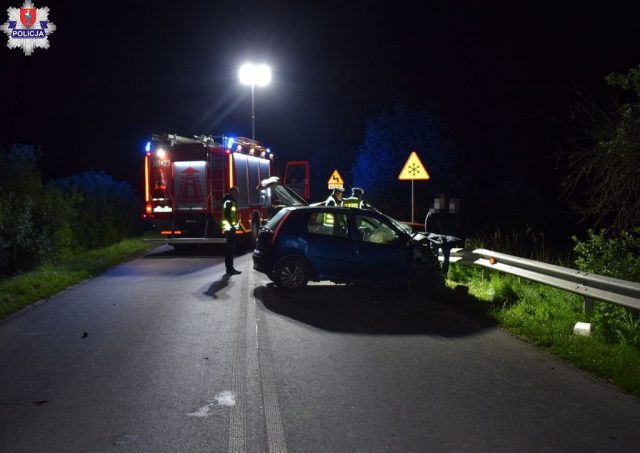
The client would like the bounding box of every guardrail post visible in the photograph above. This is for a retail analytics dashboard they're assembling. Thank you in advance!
[482,268,489,281]
[583,296,594,315]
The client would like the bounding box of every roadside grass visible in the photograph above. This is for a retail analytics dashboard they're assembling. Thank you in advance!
[0,238,156,321]
[444,263,640,398]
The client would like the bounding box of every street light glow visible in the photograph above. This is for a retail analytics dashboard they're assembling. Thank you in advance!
[238,62,272,139]
[239,63,272,87]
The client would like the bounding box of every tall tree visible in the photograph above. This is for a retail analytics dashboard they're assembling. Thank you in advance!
[562,65,640,233]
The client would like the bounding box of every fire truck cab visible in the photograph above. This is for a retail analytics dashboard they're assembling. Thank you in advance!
[143,133,309,247]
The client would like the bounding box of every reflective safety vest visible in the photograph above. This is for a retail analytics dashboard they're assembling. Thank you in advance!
[323,195,342,226]
[324,211,335,227]
[324,195,342,207]
[222,197,239,232]
[342,197,362,209]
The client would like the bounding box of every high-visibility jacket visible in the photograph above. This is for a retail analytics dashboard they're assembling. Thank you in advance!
[324,195,343,206]
[222,195,239,233]
[342,196,363,208]
[323,195,344,227]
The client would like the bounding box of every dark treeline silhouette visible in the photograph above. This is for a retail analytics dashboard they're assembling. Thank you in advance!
[307,102,575,254]
[308,60,640,261]
[560,64,640,234]
[0,144,140,276]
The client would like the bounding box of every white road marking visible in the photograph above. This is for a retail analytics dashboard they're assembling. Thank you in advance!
[188,404,213,418]
[188,391,237,417]
[215,390,237,407]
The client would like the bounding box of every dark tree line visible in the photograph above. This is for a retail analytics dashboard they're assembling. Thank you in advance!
[0,144,140,276]
[309,64,640,254]
[350,102,459,220]
[561,65,640,233]
[338,103,560,243]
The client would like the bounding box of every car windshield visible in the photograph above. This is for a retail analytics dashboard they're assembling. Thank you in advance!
[265,207,291,229]
[355,214,400,244]
[384,214,413,235]
[272,185,307,207]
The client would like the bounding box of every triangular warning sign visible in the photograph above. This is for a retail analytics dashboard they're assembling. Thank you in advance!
[398,151,430,180]
[327,169,344,189]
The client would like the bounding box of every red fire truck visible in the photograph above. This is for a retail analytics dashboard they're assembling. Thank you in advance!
[143,133,309,247]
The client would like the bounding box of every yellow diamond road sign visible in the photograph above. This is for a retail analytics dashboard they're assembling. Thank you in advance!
[327,169,344,189]
[398,151,430,180]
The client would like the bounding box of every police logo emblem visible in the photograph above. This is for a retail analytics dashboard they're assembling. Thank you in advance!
[1,1,56,56]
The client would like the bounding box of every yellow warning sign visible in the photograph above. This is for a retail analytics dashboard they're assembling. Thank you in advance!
[398,151,430,180]
[327,169,344,189]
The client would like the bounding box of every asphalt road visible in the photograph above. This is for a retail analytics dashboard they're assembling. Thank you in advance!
[1,245,639,452]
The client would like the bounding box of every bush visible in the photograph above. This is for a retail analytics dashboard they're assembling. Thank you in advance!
[0,144,62,274]
[0,144,141,276]
[573,228,640,347]
[573,228,640,282]
[52,171,140,249]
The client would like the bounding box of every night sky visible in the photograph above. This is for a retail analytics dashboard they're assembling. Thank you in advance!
[2,1,639,203]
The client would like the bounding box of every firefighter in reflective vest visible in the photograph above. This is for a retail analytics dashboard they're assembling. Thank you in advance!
[323,187,344,228]
[324,187,344,206]
[222,186,241,275]
[343,187,368,209]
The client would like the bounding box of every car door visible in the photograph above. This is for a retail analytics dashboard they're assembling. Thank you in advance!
[351,213,412,282]
[303,209,356,280]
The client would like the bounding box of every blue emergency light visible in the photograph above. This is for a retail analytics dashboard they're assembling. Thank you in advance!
[145,141,151,152]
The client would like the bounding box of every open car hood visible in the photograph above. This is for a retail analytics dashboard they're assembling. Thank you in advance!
[260,177,309,208]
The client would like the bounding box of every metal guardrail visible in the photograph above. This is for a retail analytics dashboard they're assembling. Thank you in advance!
[445,248,640,312]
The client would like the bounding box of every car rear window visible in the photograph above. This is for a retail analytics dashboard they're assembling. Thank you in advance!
[265,208,291,230]
[307,211,348,238]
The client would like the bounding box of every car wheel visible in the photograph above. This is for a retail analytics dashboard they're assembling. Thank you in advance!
[274,256,309,291]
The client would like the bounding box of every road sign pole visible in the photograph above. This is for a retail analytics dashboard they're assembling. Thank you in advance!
[411,180,414,223]
[398,151,430,225]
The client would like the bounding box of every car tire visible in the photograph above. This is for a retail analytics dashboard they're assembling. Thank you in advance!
[274,256,310,291]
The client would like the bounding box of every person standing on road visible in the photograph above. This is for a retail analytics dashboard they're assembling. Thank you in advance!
[324,187,344,206]
[222,186,242,276]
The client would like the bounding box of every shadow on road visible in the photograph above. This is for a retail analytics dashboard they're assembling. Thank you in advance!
[204,274,230,298]
[102,245,253,278]
[254,284,496,337]
[143,244,252,259]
